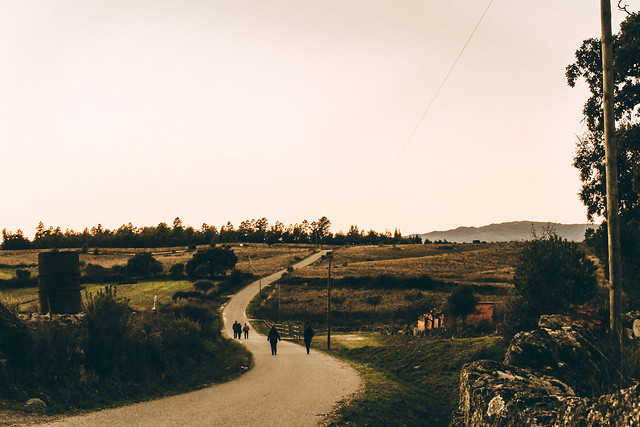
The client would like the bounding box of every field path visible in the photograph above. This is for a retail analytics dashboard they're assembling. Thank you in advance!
[39,250,362,427]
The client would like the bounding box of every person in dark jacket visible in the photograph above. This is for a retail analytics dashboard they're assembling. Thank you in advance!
[303,325,314,354]
[243,323,250,339]
[267,326,281,355]
[233,320,241,339]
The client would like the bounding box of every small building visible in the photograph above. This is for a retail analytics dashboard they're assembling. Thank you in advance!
[417,302,495,332]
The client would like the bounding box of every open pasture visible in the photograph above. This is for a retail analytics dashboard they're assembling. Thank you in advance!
[0,243,315,278]
[294,242,521,287]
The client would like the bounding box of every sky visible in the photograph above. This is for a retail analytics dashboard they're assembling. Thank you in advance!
[0,1,631,239]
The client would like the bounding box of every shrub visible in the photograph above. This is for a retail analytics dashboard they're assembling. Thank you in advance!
[445,285,478,323]
[83,286,132,375]
[194,279,217,294]
[15,269,31,280]
[126,252,163,278]
[185,247,237,279]
[507,231,597,334]
[169,263,185,279]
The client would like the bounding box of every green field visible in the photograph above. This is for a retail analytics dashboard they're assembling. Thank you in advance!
[0,280,196,313]
[316,333,507,426]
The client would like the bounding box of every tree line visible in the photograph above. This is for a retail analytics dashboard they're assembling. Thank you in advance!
[1,216,421,250]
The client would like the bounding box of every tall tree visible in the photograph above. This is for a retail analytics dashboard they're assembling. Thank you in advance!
[567,12,640,220]
[568,12,640,305]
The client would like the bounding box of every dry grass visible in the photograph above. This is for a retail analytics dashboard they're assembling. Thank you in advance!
[294,242,520,287]
[0,243,316,277]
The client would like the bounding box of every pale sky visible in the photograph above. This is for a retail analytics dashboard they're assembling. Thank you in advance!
[0,1,630,238]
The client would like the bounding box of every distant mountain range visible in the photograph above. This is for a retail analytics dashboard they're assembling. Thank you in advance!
[418,221,598,243]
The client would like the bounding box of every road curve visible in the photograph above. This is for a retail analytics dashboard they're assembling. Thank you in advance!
[40,250,362,427]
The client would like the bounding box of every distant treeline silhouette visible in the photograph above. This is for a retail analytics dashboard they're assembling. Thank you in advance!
[2,216,421,250]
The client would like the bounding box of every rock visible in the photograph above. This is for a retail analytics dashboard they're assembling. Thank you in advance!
[452,359,574,426]
[557,384,640,426]
[453,314,639,426]
[24,398,47,412]
[504,315,608,396]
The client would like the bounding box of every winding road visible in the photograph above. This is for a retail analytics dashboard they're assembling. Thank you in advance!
[40,250,362,426]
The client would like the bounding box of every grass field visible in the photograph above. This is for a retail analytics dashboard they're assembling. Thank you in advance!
[250,242,520,328]
[305,332,507,426]
[294,242,520,287]
[0,280,196,313]
[0,244,315,278]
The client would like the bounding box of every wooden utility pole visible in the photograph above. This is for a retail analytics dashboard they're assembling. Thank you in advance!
[600,0,623,338]
[326,251,333,350]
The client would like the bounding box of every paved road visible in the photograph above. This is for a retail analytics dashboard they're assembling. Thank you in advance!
[40,250,362,427]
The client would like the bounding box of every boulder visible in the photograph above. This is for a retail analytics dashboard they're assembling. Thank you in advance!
[504,315,609,396]
[452,359,574,426]
[453,314,639,426]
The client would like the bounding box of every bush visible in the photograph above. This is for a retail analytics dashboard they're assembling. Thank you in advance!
[185,247,237,280]
[169,263,185,279]
[506,231,598,335]
[15,269,31,280]
[126,252,163,278]
[445,285,478,322]
[194,279,217,294]
[83,286,132,375]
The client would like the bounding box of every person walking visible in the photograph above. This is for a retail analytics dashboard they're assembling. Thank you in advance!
[233,320,241,339]
[243,323,250,339]
[303,325,314,354]
[267,326,281,355]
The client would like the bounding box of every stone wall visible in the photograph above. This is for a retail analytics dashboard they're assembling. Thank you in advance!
[452,315,640,426]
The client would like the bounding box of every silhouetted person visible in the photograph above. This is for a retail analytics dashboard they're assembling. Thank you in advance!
[267,326,281,355]
[233,320,241,339]
[243,323,250,339]
[303,325,314,354]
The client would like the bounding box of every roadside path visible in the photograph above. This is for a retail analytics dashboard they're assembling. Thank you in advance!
[40,250,362,426]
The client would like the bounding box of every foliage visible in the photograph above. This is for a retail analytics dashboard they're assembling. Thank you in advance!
[126,252,163,278]
[185,247,238,279]
[567,12,640,220]
[83,286,133,374]
[2,216,421,250]
[0,285,251,411]
[326,334,507,427]
[507,232,597,334]
[15,268,31,280]
[445,285,478,322]
[169,262,185,278]
[1,229,30,250]
[193,279,217,294]
[585,217,640,306]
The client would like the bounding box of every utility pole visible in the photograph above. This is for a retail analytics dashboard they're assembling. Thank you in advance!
[326,251,333,350]
[600,0,623,340]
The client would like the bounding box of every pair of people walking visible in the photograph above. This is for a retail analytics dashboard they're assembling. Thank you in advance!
[233,321,250,339]
[266,325,314,356]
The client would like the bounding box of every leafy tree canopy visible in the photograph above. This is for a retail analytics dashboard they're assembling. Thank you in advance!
[445,285,478,322]
[512,232,597,314]
[567,12,640,220]
[186,247,238,280]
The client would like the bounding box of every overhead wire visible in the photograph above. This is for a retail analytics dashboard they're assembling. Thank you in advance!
[356,0,495,225]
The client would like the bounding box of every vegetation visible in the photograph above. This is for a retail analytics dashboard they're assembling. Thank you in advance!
[321,333,507,426]
[185,247,238,279]
[0,287,251,412]
[568,12,640,309]
[1,216,420,250]
[506,231,598,335]
[445,285,478,323]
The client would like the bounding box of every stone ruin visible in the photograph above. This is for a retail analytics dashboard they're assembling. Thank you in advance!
[452,315,640,426]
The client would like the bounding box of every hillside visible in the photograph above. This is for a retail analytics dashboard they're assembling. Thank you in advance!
[418,221,597,243]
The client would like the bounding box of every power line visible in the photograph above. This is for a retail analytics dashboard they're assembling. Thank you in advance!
[356,0,494,225]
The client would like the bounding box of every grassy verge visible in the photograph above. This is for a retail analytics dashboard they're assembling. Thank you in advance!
[310,332,507,426]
